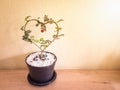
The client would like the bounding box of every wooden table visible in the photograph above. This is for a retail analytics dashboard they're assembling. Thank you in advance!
[0,70,120,90]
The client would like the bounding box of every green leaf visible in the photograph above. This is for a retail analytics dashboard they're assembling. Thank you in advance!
[37,17,40,19]
[41,45,48,48]
[33,39,39,43]
[26,30,31,33]
[56,27,62,30]
[46,40,51,44]
[22,35,27,40]
[57,19,64,23]
[24,33,29,37]
[49,18,54,24]
[22,36,32,43]
[40,38,44,41]
[35,24,39,27]
[21,26,24,31]
[27,38,32,43]
[41,41,47,44]
[44,15,49,22]
[53,35,58,38]
[25,16,31,21]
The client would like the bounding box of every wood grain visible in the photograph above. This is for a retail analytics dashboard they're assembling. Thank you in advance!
[0,70,120,90]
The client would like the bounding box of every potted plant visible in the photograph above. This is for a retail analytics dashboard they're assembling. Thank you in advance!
[20,15,64,86]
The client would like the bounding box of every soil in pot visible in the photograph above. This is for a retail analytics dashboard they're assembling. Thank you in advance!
[25,51,57,86]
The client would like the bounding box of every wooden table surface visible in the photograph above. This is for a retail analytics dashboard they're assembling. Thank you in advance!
[0,69,120,90]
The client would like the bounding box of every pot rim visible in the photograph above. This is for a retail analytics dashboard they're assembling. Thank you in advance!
[25,51,57,68]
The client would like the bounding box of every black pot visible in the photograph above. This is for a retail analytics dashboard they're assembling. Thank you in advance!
[25,51,57,86]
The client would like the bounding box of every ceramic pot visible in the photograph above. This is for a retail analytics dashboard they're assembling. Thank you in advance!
[25,51,57,86]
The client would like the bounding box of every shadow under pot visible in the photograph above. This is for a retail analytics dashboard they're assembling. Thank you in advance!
[25,51,57,86]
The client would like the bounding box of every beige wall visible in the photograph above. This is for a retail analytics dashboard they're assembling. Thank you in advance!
[0,0,120,69]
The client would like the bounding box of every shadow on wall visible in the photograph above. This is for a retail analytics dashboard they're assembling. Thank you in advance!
[0,53,30,70]
[99,52,120,70]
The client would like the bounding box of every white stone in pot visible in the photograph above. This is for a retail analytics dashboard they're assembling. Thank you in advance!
[26,52,56,67]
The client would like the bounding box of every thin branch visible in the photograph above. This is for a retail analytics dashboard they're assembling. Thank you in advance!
[32,41,42,51]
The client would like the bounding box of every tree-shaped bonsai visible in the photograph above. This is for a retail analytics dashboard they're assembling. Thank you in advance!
[20,15,64,86]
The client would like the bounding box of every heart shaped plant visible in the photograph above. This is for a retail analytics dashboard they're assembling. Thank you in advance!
[21,15,64,60]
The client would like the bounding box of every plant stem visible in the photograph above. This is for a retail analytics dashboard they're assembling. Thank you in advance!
[32,41,42,51]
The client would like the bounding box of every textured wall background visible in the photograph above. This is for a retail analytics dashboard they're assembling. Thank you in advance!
[0,0,120,69]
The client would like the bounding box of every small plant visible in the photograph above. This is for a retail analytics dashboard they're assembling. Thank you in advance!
[21,15,64,60]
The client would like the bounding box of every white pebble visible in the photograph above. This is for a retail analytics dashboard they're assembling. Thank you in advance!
[26,52,56,67]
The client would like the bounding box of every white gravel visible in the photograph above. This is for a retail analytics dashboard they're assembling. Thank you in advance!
[26,52,56,67]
